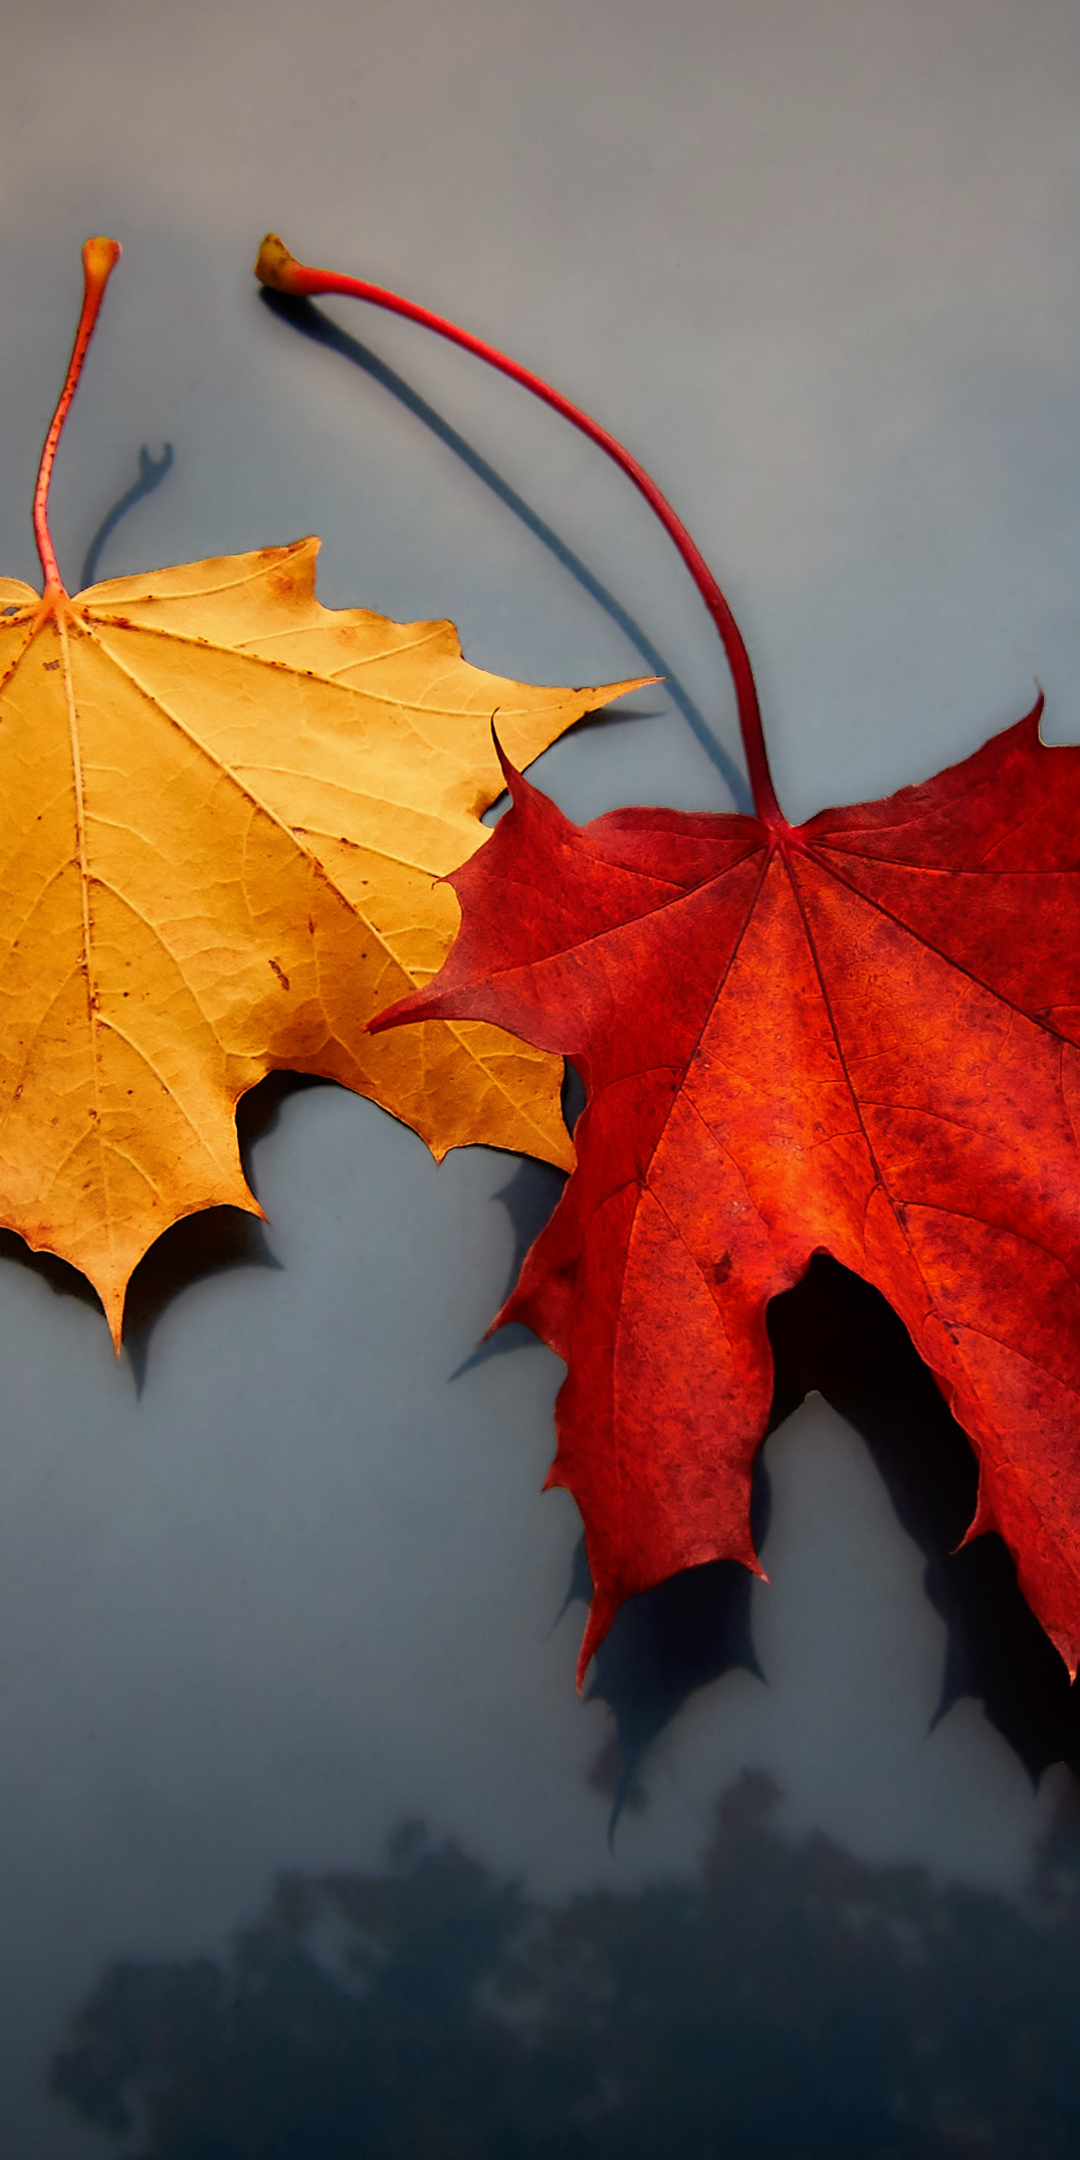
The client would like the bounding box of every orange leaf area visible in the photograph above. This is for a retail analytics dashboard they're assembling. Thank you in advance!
[0,540,641,1339]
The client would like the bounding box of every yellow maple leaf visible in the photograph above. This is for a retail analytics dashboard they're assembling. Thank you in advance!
[0,239,644,1342]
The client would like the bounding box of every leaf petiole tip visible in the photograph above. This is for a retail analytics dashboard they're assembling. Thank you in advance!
[254,233,306,295]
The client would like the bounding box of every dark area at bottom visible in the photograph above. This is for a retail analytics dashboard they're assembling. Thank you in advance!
[40,1197,1080,2155]
[51,1770,1080,2159]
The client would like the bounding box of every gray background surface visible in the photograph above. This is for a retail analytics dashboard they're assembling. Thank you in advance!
[2,0,1080,2148]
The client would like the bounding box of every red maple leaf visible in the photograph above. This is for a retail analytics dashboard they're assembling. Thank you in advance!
[378,707,1080,1685]
[263,239,1080,1688]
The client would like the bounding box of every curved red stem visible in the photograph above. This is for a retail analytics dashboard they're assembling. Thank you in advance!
[256,235,785,827]
[33,238,122,598]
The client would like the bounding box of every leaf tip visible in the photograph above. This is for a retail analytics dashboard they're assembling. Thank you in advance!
[959,1486,997,1547]
[490,721,516,782]
[576,1592,615,1691]
[489,724,536,809]
[366,990,429,1037]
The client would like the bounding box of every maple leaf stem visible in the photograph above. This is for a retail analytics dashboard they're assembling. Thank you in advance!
[255,235,786,828]
[33,238,122,599]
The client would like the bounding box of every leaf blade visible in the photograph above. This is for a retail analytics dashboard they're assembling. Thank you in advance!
[0,551,644,1336]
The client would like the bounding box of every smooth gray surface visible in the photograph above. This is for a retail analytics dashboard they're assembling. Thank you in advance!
[2,0,1080,2148]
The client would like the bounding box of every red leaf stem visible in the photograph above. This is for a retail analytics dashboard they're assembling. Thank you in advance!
[255,233,784,828]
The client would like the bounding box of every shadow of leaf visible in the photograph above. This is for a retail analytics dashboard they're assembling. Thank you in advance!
[80,443,175,590]
[260,288,752,811]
